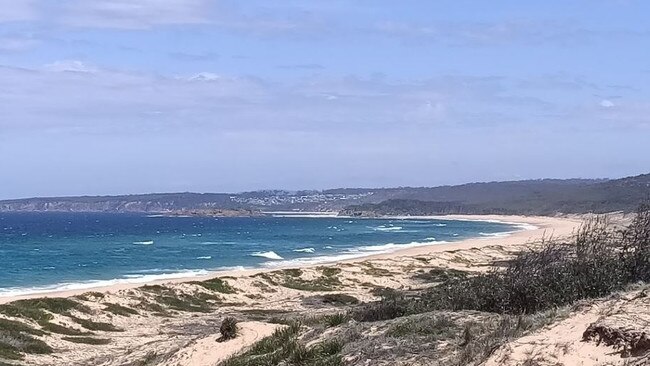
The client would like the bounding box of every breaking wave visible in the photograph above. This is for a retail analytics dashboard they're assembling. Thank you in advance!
[250,251,284,260]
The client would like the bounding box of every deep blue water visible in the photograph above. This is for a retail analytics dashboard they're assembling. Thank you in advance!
[0,212,517,296]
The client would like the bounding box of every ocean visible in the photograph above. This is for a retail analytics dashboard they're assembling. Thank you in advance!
[0,212,520,297]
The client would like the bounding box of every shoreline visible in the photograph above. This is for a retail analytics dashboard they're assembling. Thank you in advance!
[0,214,581,304]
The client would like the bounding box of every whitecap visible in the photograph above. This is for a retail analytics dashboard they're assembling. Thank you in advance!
[196,256,212,260]
[293,247,316,253]
[251,251,283,260]
[263,253,371,268]
[133,240,154,245]
[353,239,444,253]
[372,226,404,232]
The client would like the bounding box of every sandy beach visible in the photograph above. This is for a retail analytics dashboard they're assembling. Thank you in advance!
[0,214,581,305]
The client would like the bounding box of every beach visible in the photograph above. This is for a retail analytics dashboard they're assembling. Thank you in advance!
[7,213,631,366]
[0,214,581,305]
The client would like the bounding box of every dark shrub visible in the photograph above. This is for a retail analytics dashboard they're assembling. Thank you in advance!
[620,204,650,282]
[219,317,238,341]
[421,211,650,315]
[352,293,408,322]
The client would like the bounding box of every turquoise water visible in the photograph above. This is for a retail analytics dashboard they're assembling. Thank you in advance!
[0,212,518,296]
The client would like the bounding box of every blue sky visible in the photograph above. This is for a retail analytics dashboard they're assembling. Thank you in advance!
[0,0,649,199]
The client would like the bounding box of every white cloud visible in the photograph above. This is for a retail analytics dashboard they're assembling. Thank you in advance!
[44,60,98,73]
[600,99,616,108]
[0,0,37,23]
[186,72,223,82]
[58,0,211,29]
[0,62,642,141]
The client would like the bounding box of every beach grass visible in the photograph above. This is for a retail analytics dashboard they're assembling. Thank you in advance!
[0,330,52,360]
[67,315,123,332]
[39,321,91,336]
[412,267,469,283]
[75,292,106,301]
[322,313,351,328]
[385,314,457,339]
[103,303,139,317]
[140,284,219,313]
[0,318,50,360]
[190,277,237,294]
[0,298,91,323]
[222,322,344,366]
[0,318,44,336]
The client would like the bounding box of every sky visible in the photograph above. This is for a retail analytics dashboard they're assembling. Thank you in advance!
[0,0,649,199]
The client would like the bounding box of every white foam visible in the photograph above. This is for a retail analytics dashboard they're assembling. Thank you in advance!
[263,253,372,268]
[0,269,210,298]
[354,239,441,253]
[264,239,445,268]
[514,223,538,231]
[479,231,515,238]
[133,240,154,245]
[251,251,284,260]
[214,265,248,272]
[196,256,212,260]
[293,247,316,253]
[373,226,403,232]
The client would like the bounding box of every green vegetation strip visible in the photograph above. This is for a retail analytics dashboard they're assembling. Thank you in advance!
[190,278,237,294]
[103,303,139,316]
[62,337,111,345]
[256,267,343,292]
[0,298,90,323]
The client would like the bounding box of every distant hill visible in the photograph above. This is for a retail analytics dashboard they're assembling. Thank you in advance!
[340,174,650,216]
[0,173,648,215]
[0,193,237,213]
